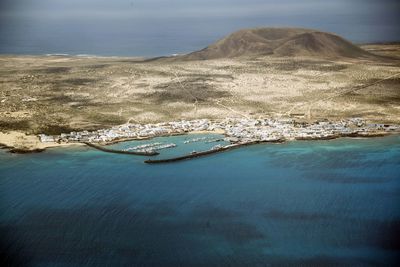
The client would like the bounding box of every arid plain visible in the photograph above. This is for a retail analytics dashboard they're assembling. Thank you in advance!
[0,29,399,147]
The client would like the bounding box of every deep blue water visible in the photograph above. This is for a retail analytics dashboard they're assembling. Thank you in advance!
[1,135,400,266]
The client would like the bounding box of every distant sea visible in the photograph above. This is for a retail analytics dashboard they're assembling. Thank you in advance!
[1,17,399,58]
[0,22,219,57]
[1,134,400,266]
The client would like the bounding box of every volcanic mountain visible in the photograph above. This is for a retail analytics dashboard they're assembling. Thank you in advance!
[180,27,374,60]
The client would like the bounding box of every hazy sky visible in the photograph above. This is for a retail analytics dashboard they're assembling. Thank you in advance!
[0,0,399,56]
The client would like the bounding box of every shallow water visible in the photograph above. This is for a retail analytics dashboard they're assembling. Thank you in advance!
[1,135,400,266]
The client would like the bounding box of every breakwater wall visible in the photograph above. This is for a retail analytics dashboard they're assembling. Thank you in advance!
[83,142,159,156]
[145,139,283,164]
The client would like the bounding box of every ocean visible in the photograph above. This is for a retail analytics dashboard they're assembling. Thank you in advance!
[1,134,399,266]
[1,5,399,58]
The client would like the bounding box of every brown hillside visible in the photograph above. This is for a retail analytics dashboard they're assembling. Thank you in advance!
[180,27,374,60]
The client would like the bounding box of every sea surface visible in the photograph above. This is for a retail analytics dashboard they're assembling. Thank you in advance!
[1,134,400,266]
[1,2,399,58]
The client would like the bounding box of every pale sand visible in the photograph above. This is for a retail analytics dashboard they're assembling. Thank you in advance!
[0,131,84,151]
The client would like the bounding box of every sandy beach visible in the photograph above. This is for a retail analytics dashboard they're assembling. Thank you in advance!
[0,131,84,152]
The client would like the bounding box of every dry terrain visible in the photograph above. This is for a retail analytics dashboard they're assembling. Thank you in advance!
[0,29,399,147]
[180,28,375,60]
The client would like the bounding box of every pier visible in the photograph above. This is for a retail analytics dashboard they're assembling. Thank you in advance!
[144,140,283,164]
[83,142,159,156]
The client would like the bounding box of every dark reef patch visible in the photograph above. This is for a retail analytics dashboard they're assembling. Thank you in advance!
[0,203,267,266]
[263,209,332,221]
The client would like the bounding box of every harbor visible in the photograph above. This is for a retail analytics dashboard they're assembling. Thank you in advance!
[82,134,284,163]
[144,139,284,164]
[35,117,400,162]
[39,117,400,146]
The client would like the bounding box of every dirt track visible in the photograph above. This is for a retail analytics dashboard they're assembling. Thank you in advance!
[0,44,399,136]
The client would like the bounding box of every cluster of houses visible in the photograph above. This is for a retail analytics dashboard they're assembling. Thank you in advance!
[39,117,399,144]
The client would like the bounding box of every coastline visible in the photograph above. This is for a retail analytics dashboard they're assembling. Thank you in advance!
[0,128,396,155]
[144,132,394,164]
[0,129,225,154]
[0,131,86,153]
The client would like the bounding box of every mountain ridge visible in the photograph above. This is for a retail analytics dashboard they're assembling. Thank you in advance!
[179,27,375,60]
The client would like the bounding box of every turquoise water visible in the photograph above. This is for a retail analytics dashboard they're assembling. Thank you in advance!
[1,135,399,266]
